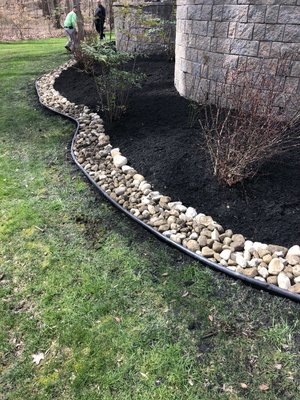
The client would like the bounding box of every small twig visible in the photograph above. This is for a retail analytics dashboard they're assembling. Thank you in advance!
[201,332,218,340]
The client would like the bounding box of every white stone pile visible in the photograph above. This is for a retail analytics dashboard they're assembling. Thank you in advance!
[36,62,300,295]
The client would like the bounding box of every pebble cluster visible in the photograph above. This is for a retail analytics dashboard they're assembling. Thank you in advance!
[36,62,300,295]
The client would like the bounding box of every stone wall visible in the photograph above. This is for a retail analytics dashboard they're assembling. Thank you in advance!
[175,1,300,113]
[113,1,176,56]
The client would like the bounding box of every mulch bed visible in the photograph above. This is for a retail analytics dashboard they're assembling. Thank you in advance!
[54,56,300,248]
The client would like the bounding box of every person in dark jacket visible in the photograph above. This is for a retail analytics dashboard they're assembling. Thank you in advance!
[94,1,106,40]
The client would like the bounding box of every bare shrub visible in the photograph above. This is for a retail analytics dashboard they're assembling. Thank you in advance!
[196,57,300,186]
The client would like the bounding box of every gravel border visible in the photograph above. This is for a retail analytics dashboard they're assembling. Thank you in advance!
[36,61,300,300]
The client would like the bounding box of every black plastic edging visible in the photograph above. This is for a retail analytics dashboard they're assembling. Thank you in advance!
[35,79,300,303]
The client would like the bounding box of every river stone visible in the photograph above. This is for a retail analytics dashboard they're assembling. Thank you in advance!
[212,241,223,253]
[262,254,273,264]
[288,283,300,293]
[115,187,126,196]
[277,272,291,290]
[292,265,300,277]
[201,247,215,257]
[268,245,288,256]
[230,241,245,252]
[254,277,266,282]
[186,240,200,252]
[287,245,300,257]
[223,237,232,246]
[236,254,247,268]
[162,230,176,238]
[189,232,198,240]
[186,207,197,220]
[267,276,278,285]
[268,258,284,275]
[236,267,258,277]
[286,254,300,266]
[195,215,213,226]
[220,249,231,261]
[247,258,261,268]
[113,155,127,168]
[111,148,120,157]
[197,235,208,247]
[211,229,220,241]
[258,267,269,279]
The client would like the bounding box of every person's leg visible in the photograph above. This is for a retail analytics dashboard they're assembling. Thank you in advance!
[69,29,76,50]
[100,22,104,40]
[64,28,72,50]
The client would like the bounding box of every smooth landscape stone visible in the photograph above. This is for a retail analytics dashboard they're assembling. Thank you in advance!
[287,245,300,257]
[268,258,284,275]
[201,247,215,257]
[113,155,127,168]
[186,240,200,252]
[277,272,291,290]
[288,283,300,293]
[220,249,231,261]
[292,265,300,277]
[186,207,197,219]
[236,267,258,277]
[286,254,300,266]
[258,267,269,279]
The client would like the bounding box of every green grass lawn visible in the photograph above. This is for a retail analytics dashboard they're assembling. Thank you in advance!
[0,38,300,400]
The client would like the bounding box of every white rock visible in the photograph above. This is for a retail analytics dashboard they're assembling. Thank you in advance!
[277,272,291,289]
[294,276,300,283]
[111,148,120,157]
[268,258,284,275]
[174,204,187,213]
[186,207,197,220]
[247,258,261,268]
[113,155,127,168]
[194,215,213,226]
[122,165,134,173]
[243,250,252,262]
[211,229,220,242]
[189,232,198,240]
[253,242,268,251]
[133,174,145,182]
[254,277,266,282]
[287,245,300,257]
[244,240,254,252]
[236,254,247,268]
[220,249,231,261]
[162,230,177,238]
[258,267,269,279]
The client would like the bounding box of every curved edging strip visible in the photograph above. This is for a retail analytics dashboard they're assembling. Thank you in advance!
[35,69,300,303]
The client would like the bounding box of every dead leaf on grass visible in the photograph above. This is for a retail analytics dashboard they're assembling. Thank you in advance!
[208,315,214,322]
[259,384,269,391]
[182,291,189,297]
[114,317,122,323]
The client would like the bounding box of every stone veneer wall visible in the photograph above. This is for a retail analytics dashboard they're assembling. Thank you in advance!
[175,0,300,112]
[113,1,176,55]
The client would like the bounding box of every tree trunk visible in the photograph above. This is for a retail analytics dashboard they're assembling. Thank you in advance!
[53,0,62,28]
[74,0,84,41]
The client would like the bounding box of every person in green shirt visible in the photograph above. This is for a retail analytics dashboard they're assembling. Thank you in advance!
[64,5,78,52]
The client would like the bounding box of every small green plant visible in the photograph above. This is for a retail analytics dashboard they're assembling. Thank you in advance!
[81,41,145,122]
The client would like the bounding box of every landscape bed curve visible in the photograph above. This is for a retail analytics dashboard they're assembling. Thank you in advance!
[35,61,300,302]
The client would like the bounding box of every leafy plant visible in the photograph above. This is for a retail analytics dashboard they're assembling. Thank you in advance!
[81,41,145,122]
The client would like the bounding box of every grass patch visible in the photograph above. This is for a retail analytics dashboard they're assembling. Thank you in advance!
[0,38,300,400]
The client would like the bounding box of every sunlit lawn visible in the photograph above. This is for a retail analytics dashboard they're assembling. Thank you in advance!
[0,38,300,400]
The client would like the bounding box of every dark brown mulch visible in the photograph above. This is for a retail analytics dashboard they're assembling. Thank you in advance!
[54,56,300,248]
